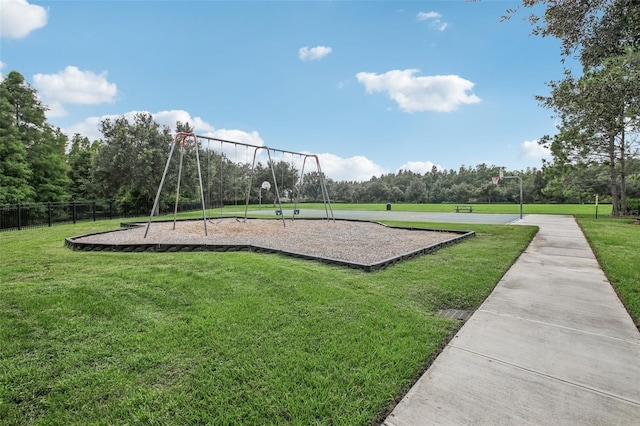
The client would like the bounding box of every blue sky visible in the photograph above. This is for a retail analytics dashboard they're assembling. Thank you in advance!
[1,0,569,181]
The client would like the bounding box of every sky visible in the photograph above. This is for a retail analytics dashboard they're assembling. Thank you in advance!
[0,0,572,182]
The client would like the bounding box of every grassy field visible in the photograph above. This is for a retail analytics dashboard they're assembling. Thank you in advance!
[108,209,640,329]
[290,202,608,216]
[0,219,536,425]
[2,203,638,425]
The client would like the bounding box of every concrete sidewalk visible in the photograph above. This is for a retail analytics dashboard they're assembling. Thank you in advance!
[384,214,640,425]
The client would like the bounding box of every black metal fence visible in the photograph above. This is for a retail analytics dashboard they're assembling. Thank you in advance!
[0,200,212,232]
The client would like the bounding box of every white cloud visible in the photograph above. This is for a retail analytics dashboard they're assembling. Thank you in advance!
[434,22,448,31]
[62,108,386,182]
[199,128,266,163]
[519,140,552,161]
[202,129,263,146]
[417,10,448,31]
[417,11,440,20]
[397,161,441,174]
[312,153,386,182]
[44,101,67,118]
[33,66,117,108]
[356,69,481,113]
[64,115,121,142]
[63,110,235,145]
[0,0,48,38]
[154,110,214,133]
[299,46,332,61]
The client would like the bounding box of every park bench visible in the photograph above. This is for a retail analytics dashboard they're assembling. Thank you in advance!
[455,205,474,213]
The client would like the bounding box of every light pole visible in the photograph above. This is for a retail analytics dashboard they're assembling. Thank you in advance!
[493,168,523,219]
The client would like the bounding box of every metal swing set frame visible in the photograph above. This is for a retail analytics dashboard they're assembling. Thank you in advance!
[144,132,334,238]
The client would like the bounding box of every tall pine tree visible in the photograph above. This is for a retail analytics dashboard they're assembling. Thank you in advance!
[67,133,99,200]
[0,94,34,203]
[0,71,70,202]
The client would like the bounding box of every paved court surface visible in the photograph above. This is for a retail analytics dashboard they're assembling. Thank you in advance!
[238,208,521,225]
[383,214,640,425]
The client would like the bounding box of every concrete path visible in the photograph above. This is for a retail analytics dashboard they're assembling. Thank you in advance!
[384,214,640,426]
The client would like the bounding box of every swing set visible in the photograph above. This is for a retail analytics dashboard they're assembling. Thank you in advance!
[144,132,334,237]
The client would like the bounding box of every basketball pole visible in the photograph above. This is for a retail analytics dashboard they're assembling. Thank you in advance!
[502,175,523,220]
[493,168,523,220]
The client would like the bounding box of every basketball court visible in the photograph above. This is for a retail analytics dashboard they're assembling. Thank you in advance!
[245,208,522,225]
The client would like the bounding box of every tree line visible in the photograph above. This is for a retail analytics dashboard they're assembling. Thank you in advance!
[1,68,639,215]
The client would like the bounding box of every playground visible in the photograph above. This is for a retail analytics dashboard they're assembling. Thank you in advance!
[63,132,474,272]
[66,218,473,272]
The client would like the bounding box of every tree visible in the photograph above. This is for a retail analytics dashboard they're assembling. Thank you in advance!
[0,70,70,202]
[541,160,609,203]
[94,113,174,214]
[390,185,404,203]
[67,134,99,200]
[512,0,640,67]
[538,61,637,214]
[300,171,331,203]
[511,0,640,215]
[405,178,428,203]
[28,127,71,202]
[364,179,391,203]
[0,95,34,203]
[331,181,353,202]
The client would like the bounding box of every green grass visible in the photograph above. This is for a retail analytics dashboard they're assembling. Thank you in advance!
[576,216,640,328]
[162,202,608,220]
[0,220,536,425]
[273,202,608,216]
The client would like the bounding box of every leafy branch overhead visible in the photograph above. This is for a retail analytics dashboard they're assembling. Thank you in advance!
[513,0,640,216]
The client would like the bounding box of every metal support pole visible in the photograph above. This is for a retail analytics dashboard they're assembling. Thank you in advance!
[519,177,523,219]
[145,138,178,238]
[244,147,260,222]
[193,135,208,236]
[243,146,285,227]
[266,148,286,228]
[313,155,335,221]
[503,175,523,219]
[173,145,185,230]
[292,154,334,222]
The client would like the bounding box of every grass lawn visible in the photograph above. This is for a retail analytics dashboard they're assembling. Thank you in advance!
[268,202,608,216]
[576,216,640,328]
[0,219,535,425]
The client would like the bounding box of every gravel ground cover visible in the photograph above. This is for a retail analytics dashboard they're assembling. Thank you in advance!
[68,218,469,270]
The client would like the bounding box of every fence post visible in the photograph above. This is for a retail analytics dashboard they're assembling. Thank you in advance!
[93,201,96,222]
[48,202,52,227]
[18,203,22,230]
[72,201,77,224]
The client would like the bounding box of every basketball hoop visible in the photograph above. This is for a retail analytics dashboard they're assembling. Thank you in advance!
[492,176,500,185]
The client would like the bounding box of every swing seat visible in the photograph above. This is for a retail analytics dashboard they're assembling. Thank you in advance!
[275,210,282,215]
[294,209,300,215]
